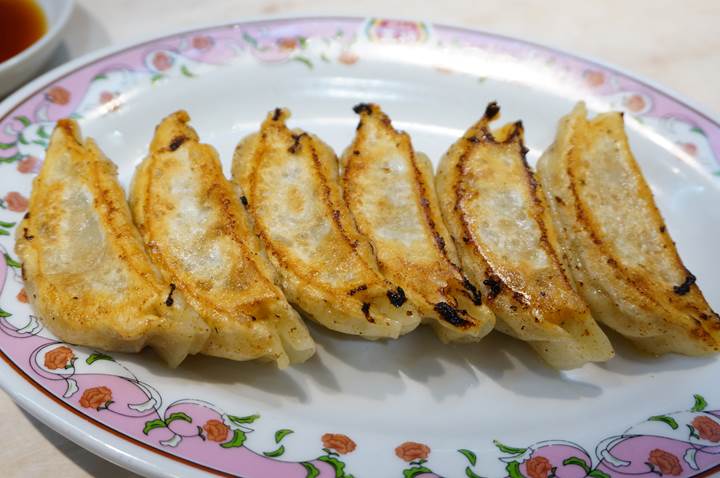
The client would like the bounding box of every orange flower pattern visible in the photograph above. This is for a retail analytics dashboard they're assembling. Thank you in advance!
[525,455,553,478]
[4,192,28,212]
[648,449,682,476]
[79,386,113,409]
[191,35,213,50]
[584,70,605,88]
[624,94,646,113]
[395,441,430,462]
[17,156,40,174]
[679,142,698,157]
[45,85,71,105]
[203,419,230,442]
[321,433,356,455]
[338,50,359,65]
[44,346,74,369]
[693,415,720,442]
[277,37,299,51]
[152,52,173,71]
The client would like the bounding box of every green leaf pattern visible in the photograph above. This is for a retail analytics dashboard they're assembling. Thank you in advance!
[275,428,294,443]
[165,412,192,425]
[301,461,320,478]
[3,253,21,268]
[263,445,285,457]
[692,394,708,412]
[402,465,433,478]
[227,413,260,425]
[459,448,477,466]
[563,456,590,473]
[494,440,528,456]
[648,414,679,430]
[142,419,166,435]
[220,429,247,448]
[86,352,114,365]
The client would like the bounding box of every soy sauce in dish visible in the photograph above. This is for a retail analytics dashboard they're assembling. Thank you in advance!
[0,0,48,63]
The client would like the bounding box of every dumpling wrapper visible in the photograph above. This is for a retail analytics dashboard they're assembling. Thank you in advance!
[16,119,209,367]
[436,103,614,369]
[341,103,495,343]
[537,102,720,356]
[232,108,420,339]
[130,111,315,368]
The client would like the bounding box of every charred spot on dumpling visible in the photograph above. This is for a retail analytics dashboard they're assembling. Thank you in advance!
[23,212,30,220]
[434,302,472,328]
[272,108,282,121]
[466,136,480,144]
[240,195,248,206]
[483,276,502,300]
[348,284,368,296]
[352,103,373,115]
[512,291,529,305]
[692,326,710,339]
[433,232,446,252]
[361,302,374,322]
[23,228,34,241]
[484,102,500,120]
[330,210,343,231]
[462,278,483,305]
[165,283,176,307]
[169,135,187,151]
[386,287,407,307]
[673,272,697,296]
[288,133,307,154]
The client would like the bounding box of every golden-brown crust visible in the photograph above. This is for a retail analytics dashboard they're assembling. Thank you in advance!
[341,103,495,342]
[232,109,420,339]
[436,103,613,368]
[129,111,315,367]
[15,119,209,367]
[537,103,720,355]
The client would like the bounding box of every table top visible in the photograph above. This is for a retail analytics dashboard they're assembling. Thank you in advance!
[1,1,718,476]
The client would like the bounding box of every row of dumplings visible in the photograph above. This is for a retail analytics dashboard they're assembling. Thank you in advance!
[16,102,720,370]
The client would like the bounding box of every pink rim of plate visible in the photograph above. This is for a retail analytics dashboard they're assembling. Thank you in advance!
[0,16,719,478]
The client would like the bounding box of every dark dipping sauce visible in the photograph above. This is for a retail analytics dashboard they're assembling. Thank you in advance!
[0,0,47,63]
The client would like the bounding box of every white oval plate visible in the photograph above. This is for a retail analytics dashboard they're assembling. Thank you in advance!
[1,17,719,478]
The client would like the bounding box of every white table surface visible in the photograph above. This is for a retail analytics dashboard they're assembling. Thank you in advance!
[1,1,718,476]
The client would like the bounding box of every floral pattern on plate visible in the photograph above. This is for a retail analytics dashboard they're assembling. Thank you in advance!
[0,18,718,177]
[488,394,720,478]
[1,17,719,478]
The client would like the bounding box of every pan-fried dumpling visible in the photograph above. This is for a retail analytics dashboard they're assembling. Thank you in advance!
[436,103,614,368]
[536,102,720,355]
[341,104,495,343]
[129,111,315,368]
[16,119,209,367]
[232,109,420,339]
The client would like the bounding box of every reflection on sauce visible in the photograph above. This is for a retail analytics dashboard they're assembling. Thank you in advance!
[0,0,47,63]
